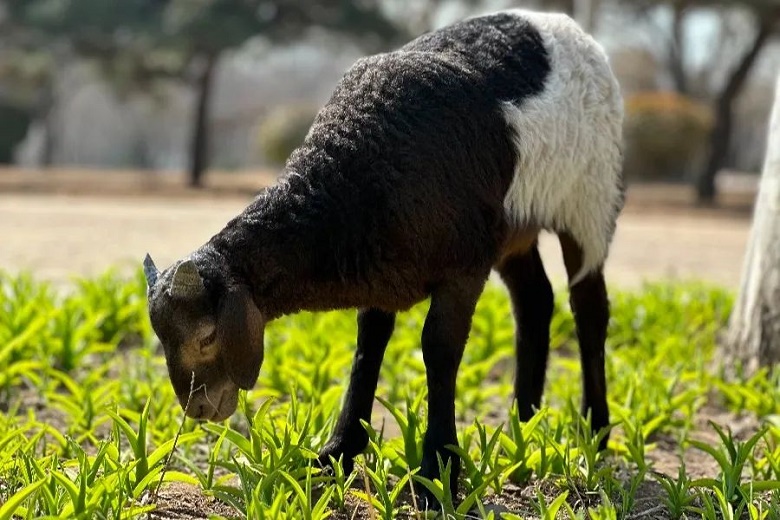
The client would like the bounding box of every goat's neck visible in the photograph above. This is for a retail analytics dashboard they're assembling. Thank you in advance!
[211,172,362,320]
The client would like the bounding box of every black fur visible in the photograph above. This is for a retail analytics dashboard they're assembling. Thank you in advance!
[209,13,550,316]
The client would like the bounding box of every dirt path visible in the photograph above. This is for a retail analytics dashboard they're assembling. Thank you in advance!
[1,191,750,290]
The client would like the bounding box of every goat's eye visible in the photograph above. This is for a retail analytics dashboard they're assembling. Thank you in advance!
[199,329,217,348]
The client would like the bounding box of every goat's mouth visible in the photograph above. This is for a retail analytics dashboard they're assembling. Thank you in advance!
[180,380,240,422]
[210,385,239,421]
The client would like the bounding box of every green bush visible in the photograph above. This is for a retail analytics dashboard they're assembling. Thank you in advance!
[623,91,713,182]
[255,104,318,167]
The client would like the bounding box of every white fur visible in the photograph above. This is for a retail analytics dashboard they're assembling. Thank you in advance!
[492,10,624,285]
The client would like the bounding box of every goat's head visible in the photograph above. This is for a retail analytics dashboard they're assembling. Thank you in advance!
[143,253,264,421]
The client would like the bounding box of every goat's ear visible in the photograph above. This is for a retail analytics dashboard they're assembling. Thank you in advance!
[170,259,205,300]
[217,286,264,390]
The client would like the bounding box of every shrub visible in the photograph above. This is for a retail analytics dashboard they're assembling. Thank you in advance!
[623,91,713,182]
[255,104,318,167]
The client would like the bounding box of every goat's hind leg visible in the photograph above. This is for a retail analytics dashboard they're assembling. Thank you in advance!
[497,243,554,421]
[318,308,395,473]
[559,232,611,450]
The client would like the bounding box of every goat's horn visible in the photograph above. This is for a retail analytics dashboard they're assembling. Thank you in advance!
[143,253,159,288]
[170,259,205,299]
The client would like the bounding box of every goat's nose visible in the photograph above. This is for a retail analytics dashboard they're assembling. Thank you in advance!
[183,399,208,420]
[194,403,206,419]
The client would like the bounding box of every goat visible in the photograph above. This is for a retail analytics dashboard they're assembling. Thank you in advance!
[143,8,624,501]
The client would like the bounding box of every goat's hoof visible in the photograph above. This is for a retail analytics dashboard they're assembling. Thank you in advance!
[316,446,355,476]
[413,484,438,512]
[412,482,447,513]
[413,460,459,512]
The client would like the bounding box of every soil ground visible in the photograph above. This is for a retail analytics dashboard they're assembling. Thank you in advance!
[0,167,763,518]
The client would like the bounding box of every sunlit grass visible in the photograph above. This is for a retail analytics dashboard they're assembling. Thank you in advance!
[0,269,778,518]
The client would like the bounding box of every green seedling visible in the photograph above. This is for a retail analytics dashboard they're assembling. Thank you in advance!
[689,422,780,511]
[654,462,695,519]
[376,394,425,472]
[75,269,151,345]
[616,468,645,519]
[46,368,116,435]
[580,489,618,520]
[498,404,547,484]
[47,299,113,372]
[324,453,358,511]
[106,399,201,497]
[532,489,570,520]
[748,498,771,520]
[450,420,505,495]
[202,398,276,467]
[0,479,46,520]
[280,468,335,520]
[567,403,612,491]
[352,441,414,520]
[411,454,457,517]
[177,426,231,492]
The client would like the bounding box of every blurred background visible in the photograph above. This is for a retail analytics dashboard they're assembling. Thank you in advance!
[0,0,778,285]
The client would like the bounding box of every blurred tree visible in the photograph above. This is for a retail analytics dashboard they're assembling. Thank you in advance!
[2,0,525,181]
[725,72,780,375]
[2,0,406,186]
[617,0,780,203]
[160,0,409,186]
[0,102,31,163]
[171,0,485,184]
[2,0,166,166]
[0,48,51,164]
[0,7,57,165]
[251,0,489,169]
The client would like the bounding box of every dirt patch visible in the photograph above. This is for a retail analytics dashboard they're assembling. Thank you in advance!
[647,405,763,481]
[0,167,758,217]
[146,482,239,520]
[0,167,276,201]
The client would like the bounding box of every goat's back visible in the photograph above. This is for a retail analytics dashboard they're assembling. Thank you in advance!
[280,10,623,288]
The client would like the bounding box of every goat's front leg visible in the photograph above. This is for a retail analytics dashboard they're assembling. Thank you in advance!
[419,276,486,504]
[318,308,395,474]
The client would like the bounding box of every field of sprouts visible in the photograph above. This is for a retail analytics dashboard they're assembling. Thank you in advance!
[1,268,779,519]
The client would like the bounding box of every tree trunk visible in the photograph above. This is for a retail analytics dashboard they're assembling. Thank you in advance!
[38,82,56,167]
[696,20,773,203]
[188,53,218,188]
[724,73,780,376]
[668,2,688,95]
